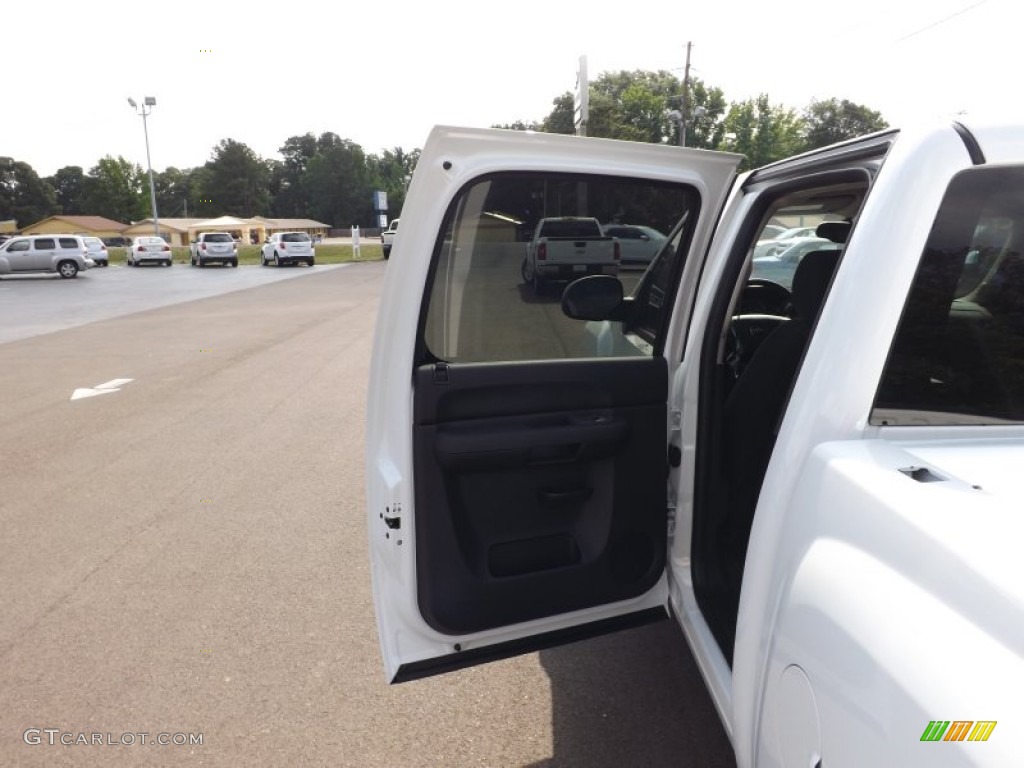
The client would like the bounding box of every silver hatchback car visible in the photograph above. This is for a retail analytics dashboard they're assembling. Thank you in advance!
[0,234,91,278]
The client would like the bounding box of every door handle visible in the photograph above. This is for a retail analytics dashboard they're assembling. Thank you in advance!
[538,486,592,507]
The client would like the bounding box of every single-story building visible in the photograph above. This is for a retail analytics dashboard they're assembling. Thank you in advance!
[20,215,128,239]
[122,218,195,247]
[251,217,331,240]
[126,215,330,246]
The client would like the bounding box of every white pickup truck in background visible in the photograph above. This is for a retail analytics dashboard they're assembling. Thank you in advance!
[365,121,1024,767]
[381,218,399,259]
[521,216,620,292]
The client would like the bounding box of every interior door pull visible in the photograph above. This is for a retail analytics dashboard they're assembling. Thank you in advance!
[538,487,593,507]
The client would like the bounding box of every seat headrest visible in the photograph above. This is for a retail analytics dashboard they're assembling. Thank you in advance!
[791,250,840,320]
[816,221,851,243]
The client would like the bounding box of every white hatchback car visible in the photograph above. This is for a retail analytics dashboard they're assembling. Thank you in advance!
[83,236,109,267]
[260,232,315,267]
[127,236,173,267]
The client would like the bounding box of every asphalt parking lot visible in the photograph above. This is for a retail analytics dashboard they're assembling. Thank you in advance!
[0,262,734,767]
[0,262,349,345]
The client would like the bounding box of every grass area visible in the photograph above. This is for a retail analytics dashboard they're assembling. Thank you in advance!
[106,244,384,266]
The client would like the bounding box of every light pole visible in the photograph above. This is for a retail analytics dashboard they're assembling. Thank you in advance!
[128,96,159,237]
[668,105,707,148]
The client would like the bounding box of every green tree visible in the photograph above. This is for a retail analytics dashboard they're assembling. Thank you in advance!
[537,72,727,147]
[802,98,889,150]
[47,166,87,216]
[305,134,373,227]
[201,139,271,217]
[367,146,420,221]
[541,93,576,135]
[588,70,680,143]
[492,119,541,131]
[0,158,57,227]
[269,133,319,217]
[82,156,145,223]
[154,167,194,218]
[683,80,729,150]
[720,95,802,170]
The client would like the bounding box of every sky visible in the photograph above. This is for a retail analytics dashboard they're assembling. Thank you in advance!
[5,0,1018,178]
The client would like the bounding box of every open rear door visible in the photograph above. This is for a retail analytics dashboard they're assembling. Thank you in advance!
[365,126,739,682]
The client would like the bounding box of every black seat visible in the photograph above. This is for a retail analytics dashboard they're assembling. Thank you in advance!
[720,249,841,583]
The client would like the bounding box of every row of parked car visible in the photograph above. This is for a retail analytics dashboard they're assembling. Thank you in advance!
[0,231,318,278]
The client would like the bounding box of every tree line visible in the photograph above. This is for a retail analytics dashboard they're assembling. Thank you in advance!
[0,136,419,231]
[499,71,888,170]
[1,70,886,229]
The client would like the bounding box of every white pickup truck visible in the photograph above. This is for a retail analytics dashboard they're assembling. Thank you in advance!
[365,121,1023,766]
[521,216,620,292]
[381,219,399,259]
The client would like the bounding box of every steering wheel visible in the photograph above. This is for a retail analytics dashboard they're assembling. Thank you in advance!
[726,313,792,380]
[737,278,792,316]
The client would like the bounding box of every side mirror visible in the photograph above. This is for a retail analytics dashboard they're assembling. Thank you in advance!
[561,275,627,321]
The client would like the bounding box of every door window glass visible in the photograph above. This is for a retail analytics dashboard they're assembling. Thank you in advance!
[421,172,699,363]
[873,165,1024,425]
[34,238,55,249]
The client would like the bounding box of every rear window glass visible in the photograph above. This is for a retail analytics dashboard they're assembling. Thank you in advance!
[873,165,1024,425]
[205,233,233,242]
[605,226,642,239]
[537,219,603,239]
[281,233,310,242]
[59,238,80,248]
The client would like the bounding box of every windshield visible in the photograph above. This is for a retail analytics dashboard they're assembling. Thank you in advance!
[538,219,601,239]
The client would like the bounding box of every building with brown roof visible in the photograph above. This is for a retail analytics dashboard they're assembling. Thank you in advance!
[20,215,129,238]
[125,216,330,246]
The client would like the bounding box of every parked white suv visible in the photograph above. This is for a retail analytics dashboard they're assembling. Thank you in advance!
[260,232,315,267]
[0,234,91,278]
[190,232,238,268]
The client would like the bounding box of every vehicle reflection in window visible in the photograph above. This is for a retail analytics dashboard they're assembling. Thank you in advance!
[422,172,699,364]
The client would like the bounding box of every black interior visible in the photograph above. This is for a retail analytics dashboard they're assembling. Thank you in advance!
[413,357,669,635]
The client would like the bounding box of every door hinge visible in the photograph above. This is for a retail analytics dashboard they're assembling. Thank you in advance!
[666,503,677,537]
[670,409,682,434]
[667,444,682,468]
[667,409,683,469]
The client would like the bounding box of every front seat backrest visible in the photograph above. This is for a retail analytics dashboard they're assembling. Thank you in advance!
[720,249,841,578]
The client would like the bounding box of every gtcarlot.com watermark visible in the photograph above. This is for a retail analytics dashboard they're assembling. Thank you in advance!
[23,729,203,747]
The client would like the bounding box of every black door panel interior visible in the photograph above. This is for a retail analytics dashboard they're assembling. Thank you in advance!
[413,357,668,634]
